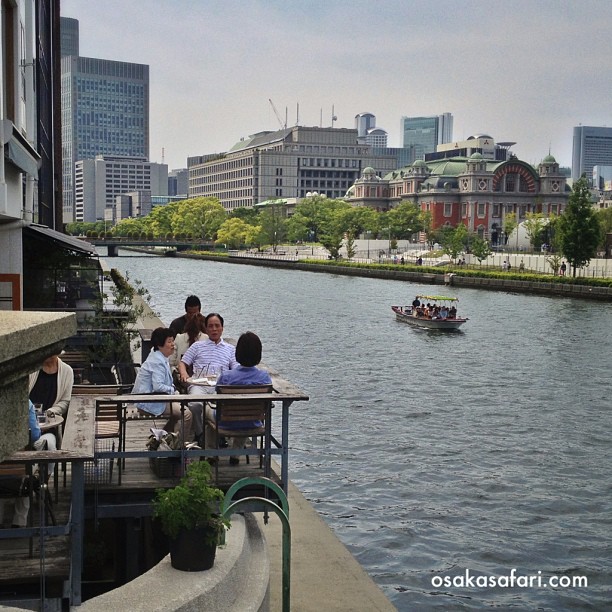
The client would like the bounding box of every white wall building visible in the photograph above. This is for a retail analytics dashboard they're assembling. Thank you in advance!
[74,155,167,222]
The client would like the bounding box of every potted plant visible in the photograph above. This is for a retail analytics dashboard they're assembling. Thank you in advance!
[152,460,230,571]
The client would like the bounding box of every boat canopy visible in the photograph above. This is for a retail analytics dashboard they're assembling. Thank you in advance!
[415,295,459,302]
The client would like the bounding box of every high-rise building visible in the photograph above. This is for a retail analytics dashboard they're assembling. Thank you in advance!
[60,18,150,222]
[355,112,388,147]
[168,168,189,197]
[74,155,167,223]
[572,126,612,183]
[60,16,79,57]
[400,113,453,161]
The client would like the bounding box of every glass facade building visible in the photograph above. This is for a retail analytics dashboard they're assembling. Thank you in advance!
[61,55,149,221]
[572,126,612,184]
[400,113,453,162]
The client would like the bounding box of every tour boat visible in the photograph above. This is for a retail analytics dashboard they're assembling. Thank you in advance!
[391,295,468,330]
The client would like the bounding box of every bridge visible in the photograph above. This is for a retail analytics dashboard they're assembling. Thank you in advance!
[77,236,216,257]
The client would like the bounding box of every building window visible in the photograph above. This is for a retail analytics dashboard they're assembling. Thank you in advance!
[477,203,485,217]
[505,174,516,192]
[492,203,501,217]
[444,202,452,217]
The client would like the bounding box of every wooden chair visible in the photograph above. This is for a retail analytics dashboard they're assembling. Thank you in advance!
[206,385,273,480]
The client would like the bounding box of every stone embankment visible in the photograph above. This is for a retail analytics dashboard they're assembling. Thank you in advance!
[174,252,612,302]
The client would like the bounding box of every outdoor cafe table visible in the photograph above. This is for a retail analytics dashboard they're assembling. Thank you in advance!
[98,376,308,492]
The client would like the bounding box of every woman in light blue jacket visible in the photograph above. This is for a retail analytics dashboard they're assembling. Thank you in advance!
[132,328,193,442]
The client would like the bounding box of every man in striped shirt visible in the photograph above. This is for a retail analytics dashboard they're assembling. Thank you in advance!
[178,313,238,442]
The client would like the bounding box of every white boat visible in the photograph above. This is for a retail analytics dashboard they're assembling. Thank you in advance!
[391,295,468,331]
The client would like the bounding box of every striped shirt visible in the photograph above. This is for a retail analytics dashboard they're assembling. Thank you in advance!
[181,338,237,377]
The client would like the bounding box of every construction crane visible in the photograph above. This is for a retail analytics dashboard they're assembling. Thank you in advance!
[269,98,287,130]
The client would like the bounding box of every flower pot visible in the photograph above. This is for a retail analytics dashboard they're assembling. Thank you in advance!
[169,527,217,571]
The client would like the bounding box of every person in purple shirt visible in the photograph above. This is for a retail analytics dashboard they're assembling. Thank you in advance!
[205,331,272,465]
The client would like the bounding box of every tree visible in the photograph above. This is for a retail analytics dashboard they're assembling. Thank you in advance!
[341,207,378,260]
[523,212,547,251]
[171,198,226,241]
[471,237,492,265]
[503,212,517,245]
[385,201,424,240]
[259,201,288,251]
[318,200,351,259]
[215,217,251,249]
[596,207,612,250]
[556,176,601,276]
[440,224,467,262]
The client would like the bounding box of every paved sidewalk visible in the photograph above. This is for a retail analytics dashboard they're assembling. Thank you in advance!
[256,477,396,612]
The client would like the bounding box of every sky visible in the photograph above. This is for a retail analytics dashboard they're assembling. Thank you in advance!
[61,0,612,172]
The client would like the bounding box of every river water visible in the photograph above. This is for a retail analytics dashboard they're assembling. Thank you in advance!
[109,251,611,611]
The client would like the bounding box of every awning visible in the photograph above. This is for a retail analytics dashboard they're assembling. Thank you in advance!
[24,224,97,256]
[1,119,41,176]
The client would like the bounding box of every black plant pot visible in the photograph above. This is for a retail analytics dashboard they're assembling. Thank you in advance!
[169,527,217,571]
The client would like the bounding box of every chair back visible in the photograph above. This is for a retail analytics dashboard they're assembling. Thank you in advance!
[215,384,273,426]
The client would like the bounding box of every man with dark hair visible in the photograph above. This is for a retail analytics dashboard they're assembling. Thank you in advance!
[169,295,202,336]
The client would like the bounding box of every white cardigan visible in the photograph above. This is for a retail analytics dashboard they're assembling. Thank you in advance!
[29,358,74,417]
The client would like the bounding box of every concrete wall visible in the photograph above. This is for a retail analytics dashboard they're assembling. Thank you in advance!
[0,311,76,460]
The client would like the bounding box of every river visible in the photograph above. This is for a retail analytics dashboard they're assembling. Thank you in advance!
[108,251,611,611]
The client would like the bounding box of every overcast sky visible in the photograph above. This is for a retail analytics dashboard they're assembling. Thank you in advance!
[61,0,611,172]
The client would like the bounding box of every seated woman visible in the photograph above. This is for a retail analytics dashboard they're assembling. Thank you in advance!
[132,327,193,443]
[205,331,272,465]
[169,312,207,391]
[29,353,74,418]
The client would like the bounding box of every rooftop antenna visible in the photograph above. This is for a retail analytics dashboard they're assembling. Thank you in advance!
[320,108,323,127]
[161,147,165,164]
[296,102,299,126]
[331,105,337,128]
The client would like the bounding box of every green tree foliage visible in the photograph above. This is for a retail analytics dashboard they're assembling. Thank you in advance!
[114,217,147,237]
[171,198,226,240]
[229,206,260,225]
[259,201,288,251]
[440,224,468,262]
[385,201,424,240]
[596,207,612,249]
[523,212,547,250]
[148,201,180,236]
[318,199,351,259]
[341,207,378,260]
[215,217,252,249]
[503,212,517,245]
[470,236,492,264]
[288,196,328,242]
[557,176,601,276]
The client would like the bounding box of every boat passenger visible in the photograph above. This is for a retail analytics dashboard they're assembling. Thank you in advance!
[132,327,193,443]
[169,313,208,389]
[449,306,457,318]
[178,313,238,443]
[440,306,448,319]
[205,331,272,465]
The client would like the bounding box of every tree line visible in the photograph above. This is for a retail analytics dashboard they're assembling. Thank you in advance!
[66,177,611,276]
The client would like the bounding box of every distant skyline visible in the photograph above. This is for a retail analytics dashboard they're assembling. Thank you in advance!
[61,0,611,172]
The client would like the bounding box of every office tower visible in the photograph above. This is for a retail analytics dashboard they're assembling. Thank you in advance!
[60,16,79,57]
[168,168,189,197]
[74,155,167,222]
[61,55,150,221]
[572,126,612,183]
[355,112,388,147]
[400,113,453,161]
[189,126,397,209]
[59,18,149,222]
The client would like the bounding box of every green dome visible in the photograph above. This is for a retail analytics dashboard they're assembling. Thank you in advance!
[469,152,483,160]
[543,154,556,163]
[412,159,427,168]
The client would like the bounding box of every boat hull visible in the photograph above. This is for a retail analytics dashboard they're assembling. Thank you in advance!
[391,306,467,330]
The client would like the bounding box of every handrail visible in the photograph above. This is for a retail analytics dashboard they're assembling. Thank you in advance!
[221,477,291,612]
